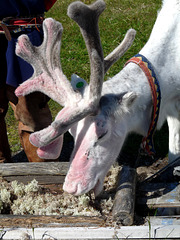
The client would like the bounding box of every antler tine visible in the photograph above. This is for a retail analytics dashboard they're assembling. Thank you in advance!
[68,0,106,105]
[104,28,136,73]
[15,18,80,107]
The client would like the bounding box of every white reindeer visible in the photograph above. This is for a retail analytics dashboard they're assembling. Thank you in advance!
[15,0,180,196]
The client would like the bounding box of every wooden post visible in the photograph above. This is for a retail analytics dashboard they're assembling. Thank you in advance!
[112,165,136,226]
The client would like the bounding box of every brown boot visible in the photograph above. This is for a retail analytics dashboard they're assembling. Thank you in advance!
[18,122,59,162]
[15,92,53,132]
[18,122,46,162]
[7,86,59,162]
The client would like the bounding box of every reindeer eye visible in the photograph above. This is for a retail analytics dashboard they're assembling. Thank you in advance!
[98,131,108,140]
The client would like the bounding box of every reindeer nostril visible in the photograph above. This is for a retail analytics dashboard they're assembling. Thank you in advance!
[85,151,90,160]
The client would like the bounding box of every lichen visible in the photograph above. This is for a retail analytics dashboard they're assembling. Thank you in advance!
[0,189,11,203]
[0,163,121,218]
[11,180,25,197]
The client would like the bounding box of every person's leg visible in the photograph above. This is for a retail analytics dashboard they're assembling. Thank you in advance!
[0,87,12,163]
[0,35,12,163]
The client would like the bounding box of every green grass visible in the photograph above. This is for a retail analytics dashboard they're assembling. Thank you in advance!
[6,0,162,154]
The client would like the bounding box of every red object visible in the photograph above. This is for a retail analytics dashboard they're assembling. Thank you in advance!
[125,55,161,156]
[10,17,44,26]
[44,0,57,11]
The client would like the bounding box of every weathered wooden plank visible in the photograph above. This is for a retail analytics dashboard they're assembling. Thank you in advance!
[3,175,65,185]
[112,165,136,226]
[143,215,180,226]
[137,182,180,208]
[0,162,69,176]
[0,215,104,228]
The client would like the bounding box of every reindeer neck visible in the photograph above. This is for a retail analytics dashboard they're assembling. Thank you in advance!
[102,64,152,136]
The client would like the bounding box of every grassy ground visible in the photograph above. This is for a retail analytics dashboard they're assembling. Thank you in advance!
[6,0,162,154]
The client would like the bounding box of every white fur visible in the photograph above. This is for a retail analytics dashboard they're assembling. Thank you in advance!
[63,0,180,195]
[102,0,180,162]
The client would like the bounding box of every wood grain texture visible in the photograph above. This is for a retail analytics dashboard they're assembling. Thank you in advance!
[0,215,104,228]
[0,162,69,176]
[137,182,180,208]
[112,165,136,226]
[3,175,65,185]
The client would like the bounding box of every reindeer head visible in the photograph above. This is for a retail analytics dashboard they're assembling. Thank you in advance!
[15,0,136,196]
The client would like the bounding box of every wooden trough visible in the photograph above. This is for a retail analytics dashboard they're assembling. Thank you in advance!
[0,161,180,239]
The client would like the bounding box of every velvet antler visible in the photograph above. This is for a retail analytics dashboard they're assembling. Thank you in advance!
[15,0,136,159]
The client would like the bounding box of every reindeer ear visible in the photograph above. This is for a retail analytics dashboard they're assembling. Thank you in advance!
[120,92,137,107]
[71,74,88,93]
[99,92,137,116]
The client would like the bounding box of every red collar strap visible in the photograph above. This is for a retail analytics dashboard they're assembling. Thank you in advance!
[125,54,161,157]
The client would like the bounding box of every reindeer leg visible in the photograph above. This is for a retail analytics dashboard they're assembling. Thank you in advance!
[167,116,180,162]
